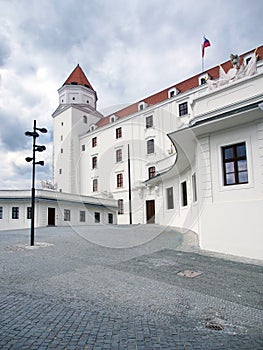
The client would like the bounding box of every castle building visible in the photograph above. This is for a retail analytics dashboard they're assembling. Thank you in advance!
[1,45,263,260]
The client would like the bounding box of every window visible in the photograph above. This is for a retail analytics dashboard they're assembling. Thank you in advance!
[61,135,63,141]
[200,78,206,85]
[116,127,122,139]
[108,213,113,224]
[59,169,62,174]
[83,115,87,124]
[146,115,153,129]
[168,87,178,98]
[181,181,188,207]
[118,199,124,214]
[179,102,188,116]
[93,179,98,192]
[222,142,248,186]
[64,209,71,221]
[192,173,197,202]
[92,137,97,147]
[0,206,3,219]
[166,187,174,209]
[61,122,64,126]
[117,173,123,188]
[80,211,86,222]
[82,144,85,151]
[116,149,122,162]
[148,166,156,179]
[12,207,19,219]
[94,212,100,223]
[72,97,75,100]
[27,207,32,219]
[92,156,97,169]
[147,139,154,154]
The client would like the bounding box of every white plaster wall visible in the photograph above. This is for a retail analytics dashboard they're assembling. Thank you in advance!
[198,122,263,259]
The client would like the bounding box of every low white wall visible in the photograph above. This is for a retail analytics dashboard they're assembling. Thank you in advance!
[200,200,263,260]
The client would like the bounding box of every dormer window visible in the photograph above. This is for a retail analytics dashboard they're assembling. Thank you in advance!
[198,73,210,85]
[70,82,78,85]
[110,115,117,123]
[168,87,179,98]
[90,124,96,132]
[138,101,148,111]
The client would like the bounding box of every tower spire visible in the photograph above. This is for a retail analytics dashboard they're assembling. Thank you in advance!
[63,65,94,90]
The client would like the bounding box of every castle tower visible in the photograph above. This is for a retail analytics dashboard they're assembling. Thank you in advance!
[52,65,103,194]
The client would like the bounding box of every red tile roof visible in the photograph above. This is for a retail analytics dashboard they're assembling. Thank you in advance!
[64,64,94,90]
[106,46,263,122]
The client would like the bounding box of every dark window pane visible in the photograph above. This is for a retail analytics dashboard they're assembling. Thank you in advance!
[224,147,234,160]
[236,144,246,157]
[225,162,234,173]
[238,171,248,183]
[226,173,235,185]
[237,160,247,171]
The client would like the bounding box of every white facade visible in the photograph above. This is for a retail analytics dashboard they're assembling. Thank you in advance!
[52,47,263,259]
[0,190,117,231]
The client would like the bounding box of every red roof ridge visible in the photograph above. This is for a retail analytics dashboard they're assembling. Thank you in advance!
[103,45,263,121]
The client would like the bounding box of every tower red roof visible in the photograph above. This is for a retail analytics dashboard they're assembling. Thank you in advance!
[63,64,94,90]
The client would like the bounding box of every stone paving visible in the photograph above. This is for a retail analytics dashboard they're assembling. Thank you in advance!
[0,224,262,349]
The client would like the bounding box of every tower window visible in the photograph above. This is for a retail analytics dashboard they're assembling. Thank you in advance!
[72,97,75,100]
[83,115,87,124]
[0,206,3,219]
[82,145,85,151]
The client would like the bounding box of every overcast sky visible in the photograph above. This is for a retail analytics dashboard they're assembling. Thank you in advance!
[0,0,262,189]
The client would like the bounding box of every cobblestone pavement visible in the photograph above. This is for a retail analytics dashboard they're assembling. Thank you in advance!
[0,225,262,349]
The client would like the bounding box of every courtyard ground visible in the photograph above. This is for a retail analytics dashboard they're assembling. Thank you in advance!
[0,224,262,349]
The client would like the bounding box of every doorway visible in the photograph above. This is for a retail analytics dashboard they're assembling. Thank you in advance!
[146,200,155,224]
[48,207,56,226]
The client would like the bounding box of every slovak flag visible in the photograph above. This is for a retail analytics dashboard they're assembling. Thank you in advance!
[202,36,211,58]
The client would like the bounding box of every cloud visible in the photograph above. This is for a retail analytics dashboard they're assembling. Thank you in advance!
[0,0,262,189]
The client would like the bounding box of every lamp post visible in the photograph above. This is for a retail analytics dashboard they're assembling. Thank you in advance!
[25,120,47,246]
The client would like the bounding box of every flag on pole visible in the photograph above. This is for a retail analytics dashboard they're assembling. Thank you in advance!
[202,36,211,58]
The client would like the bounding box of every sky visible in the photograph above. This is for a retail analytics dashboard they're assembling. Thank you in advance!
[0,0,262,189]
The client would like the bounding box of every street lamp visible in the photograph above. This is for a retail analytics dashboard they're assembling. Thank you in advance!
[25,120,47,246]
